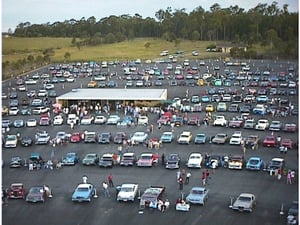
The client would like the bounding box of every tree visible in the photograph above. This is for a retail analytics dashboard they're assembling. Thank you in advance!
[64,52,71,61]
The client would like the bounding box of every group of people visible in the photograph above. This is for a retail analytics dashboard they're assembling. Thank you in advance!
[82,174,114,198]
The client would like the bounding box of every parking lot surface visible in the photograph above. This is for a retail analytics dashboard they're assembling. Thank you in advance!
[2,58,298,225]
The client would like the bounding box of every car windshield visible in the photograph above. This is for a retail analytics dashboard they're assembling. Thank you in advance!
[238,196,251,202]
[86,155,96,159]
[123,156,133,160]
[191,190,204,195]
[77,187,89,192]
[249,159,259,164]
[141,155,152,160]
[190,155,200,159]
[29,187,43,194]
[121,187,134,192]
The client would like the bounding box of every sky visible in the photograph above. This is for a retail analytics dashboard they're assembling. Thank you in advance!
[1,0,299,32]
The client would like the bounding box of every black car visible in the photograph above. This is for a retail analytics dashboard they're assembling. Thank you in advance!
[165,153,181,169]
[98,132,112,144]
[21,137,33,147]
[10,156,23,168]
[113,132,127,144]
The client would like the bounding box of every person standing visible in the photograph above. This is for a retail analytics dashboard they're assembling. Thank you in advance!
[103,181,110,197]
[2,188,8,205]
[178,176,184,190]
[205,169,210,185]
[185,171,191,184]
[108,174,114,187]
[161,153,165,166]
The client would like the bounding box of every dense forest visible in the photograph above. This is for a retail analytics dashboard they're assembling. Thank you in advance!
[11,2,298,58]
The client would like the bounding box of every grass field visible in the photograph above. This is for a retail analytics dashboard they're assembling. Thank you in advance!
[2,37,228,63]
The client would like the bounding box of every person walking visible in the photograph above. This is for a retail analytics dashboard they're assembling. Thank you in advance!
[108,174,114,187]
[178,176,184,190]
[103,181,110,197]
[202,172,206,186]
[2,188,8,205]
[185,171,191,184]
[287,170,292,184]
[205,169,210,185]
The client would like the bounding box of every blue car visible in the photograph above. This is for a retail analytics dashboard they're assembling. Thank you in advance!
[117,116,133,126]
[72,183,96,202]
[246,157,264,171]
[201,95,211,103]
[256,95,269,103]
[194,133,206,144]
[62,152,79,166]
[160,132,174,143]
[186,187,209,205]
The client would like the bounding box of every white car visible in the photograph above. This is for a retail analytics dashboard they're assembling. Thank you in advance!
[9,107,19,116]
[231,193,256,212]
[80,115,94,125]
[25,79,37,85]
[45,84,55,90]
[32,106,50,115]
[116,184,139,202]
[229,131,243,145]
[130,132,148,143]
[106,115,121,125]
[5,135,18,148]
[94,115,107,124]
[255,119,269,130]
[26,118,37,127]
[186,153,203,168]
[67,114,78,125]
[53,115,64,125]
[137,116,149,126]
[213,115,227,126]
[66,77,75,82]
[37,90,48,97]
[177,131,192,144]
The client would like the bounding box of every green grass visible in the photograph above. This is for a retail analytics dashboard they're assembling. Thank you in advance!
[2,37,228,63]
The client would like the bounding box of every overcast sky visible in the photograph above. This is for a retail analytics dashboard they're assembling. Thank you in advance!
[2,0,299,32]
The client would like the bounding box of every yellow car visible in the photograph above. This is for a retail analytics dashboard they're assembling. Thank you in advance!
[205,104,214,112]
[88,80,97,88]
[2,106,8,116]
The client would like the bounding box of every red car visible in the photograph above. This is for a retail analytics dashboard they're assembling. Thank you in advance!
[157,115,171,125]
[281,138,293,149]
[228,119,244,128]
[70,132,82,143]
[7,183,25,199]
[284,123,297,133]
[263,136,277,147]
[187,116,199,125]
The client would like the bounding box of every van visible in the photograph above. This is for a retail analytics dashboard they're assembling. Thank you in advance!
[67,114,78,125]
[84,131,97,143]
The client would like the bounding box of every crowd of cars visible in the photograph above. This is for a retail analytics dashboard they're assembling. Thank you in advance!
[2,57,298,223]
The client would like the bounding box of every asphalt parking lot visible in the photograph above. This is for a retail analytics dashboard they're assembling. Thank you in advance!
[2,58,298,225]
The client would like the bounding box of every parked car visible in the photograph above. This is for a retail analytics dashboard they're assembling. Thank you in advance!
[53,115,64,125]
[113,132,127,144]
[98,132,112,144]
[5,134,18,148]
[120,152,137,166]
[281,138,293,149]
[263,135,277,147]
[165,153,181,169]
[106,115,121,125]
[136,152,158,167]
[283,123,297,133]
[8,183,25,199]
[194,133,206,144]
[269,120,282,131]
[99,153,120,167]
[230,193,256,212]
[186,187,209,205]
[245,135,260,150]
[266,157,285,175]
[21,136,33,147]
[10,156,23,168]
[94,115,107,124]
[84,131,97,143]
[82,153,99,166]
[213,115,227,126]
[116,183,139,202]
[255,119,269,130]
[177,131,192,144]
[80,115,94,125]
[212,133,228,144]
[62,152,79,166]
[70,132,82,143]
[186,153,203,168]
[137,116,149,126]
[160,132,174,143]
[246,157,264,170]
[26,185,52,203]
[228,155,244,170]
[229,131,243,145]
[130,131,148,144]
[205,155,223,168]
[72,183,96,202]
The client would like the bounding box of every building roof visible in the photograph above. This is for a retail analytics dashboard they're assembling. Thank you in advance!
[56,88,167,101]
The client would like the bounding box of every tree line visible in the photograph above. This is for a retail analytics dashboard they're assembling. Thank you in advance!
[11,2,298,58]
